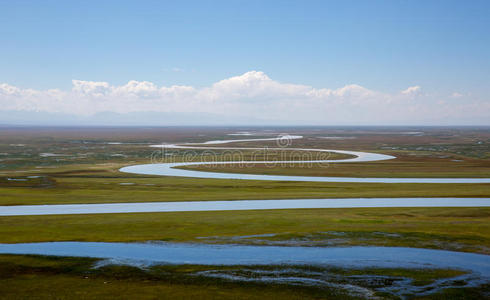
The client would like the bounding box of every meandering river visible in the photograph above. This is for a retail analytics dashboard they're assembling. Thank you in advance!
[120,135,490,183]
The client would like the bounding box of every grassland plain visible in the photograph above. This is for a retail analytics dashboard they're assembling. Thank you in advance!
[1,127,488,206]
[1,208,489,254]
[0,172,489,205]
[0,127,489,299]
[0,127,489,252]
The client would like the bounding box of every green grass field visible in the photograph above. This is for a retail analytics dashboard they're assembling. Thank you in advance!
[1,163,489,206]
[1,207,488,254]
[0,173,489,205]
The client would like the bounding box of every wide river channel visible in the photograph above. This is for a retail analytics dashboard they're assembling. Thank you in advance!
[0,242,488,277]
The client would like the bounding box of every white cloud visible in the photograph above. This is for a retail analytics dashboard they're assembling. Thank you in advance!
[72,80,111,96]
[401,85,421,95]
[0,83,21,96]
[0,71,488,125]
[199,71,310,101]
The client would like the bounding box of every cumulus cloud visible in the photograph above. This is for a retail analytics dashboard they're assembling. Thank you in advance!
[72,80,111,96]
[401,85,421,95]
[0,71,488,124]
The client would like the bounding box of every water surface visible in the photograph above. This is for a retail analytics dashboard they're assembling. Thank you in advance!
[121,162,490,183]
[1,198,489,216]
[0,242,488,277]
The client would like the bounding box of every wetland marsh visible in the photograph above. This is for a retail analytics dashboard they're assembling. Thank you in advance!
[0,126,489,299]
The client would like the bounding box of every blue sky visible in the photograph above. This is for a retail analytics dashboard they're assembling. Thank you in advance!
[0,0,489,125]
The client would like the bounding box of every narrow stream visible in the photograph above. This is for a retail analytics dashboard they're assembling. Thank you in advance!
[1,198,489,216]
